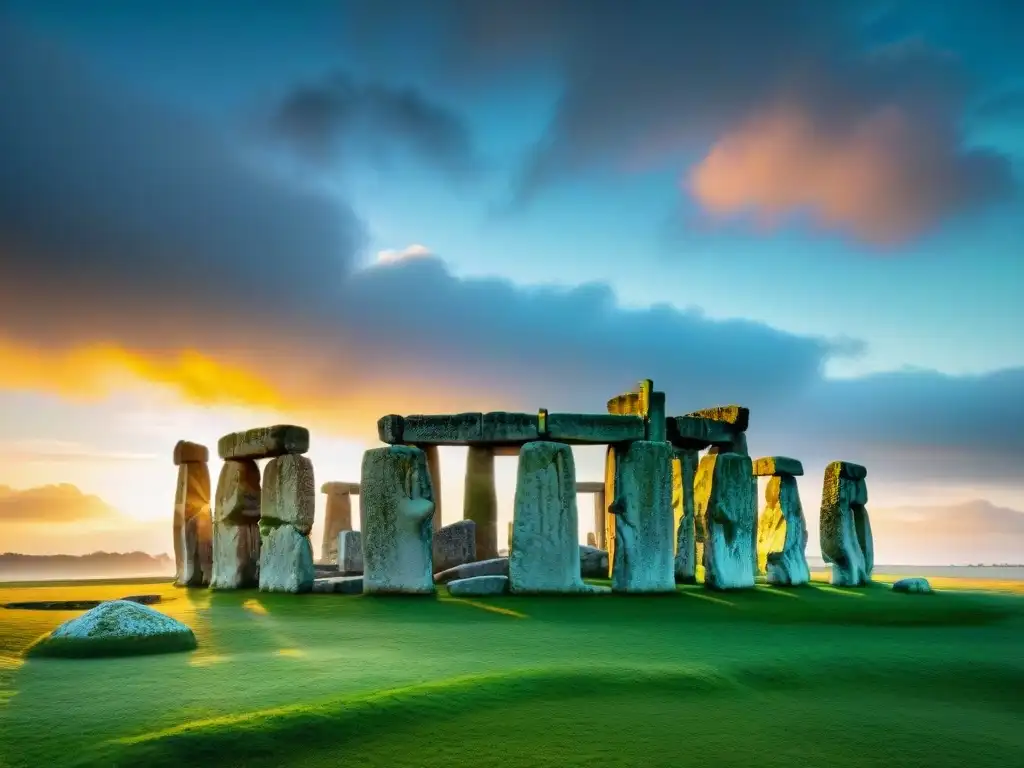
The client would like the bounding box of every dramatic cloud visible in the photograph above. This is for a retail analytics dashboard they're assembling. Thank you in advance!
[1,20,1022,488]
[267,72,478,180]
[345,1,1019,244]
[0,484,120,524]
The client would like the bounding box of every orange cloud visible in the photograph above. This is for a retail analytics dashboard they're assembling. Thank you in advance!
[688,102,961,245]
[0,483,120,524]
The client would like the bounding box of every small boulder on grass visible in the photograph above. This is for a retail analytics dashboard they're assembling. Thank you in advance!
[892,577,933,594]
[26,600,197,659]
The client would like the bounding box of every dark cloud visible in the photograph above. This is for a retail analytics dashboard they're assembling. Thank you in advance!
[345,0,1018,244]
[974,89,1024,123]
[0,19,1022,486]
[0,484,120,524]
[267,72,479,181]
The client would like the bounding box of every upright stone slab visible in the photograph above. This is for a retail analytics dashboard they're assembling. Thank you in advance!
[464,446,498,560]
[433,519,477,572]
[337,530,363,575]
[174,460,212,587]
[360,446,435,594]
[259,454,316,594]
[608,441,675,593]
[696,452,756,590]
[320,484,355,563]
[211,458,261,590]
[757,476,810,586]
[820,462,873,586]
[509,441,587,593]
[603,445,618,577]
[423,445,443,531]
[673,448,699,584]
[711,434,757,575]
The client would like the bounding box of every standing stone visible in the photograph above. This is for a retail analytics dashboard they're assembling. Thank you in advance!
[711,434,757,576]
[608,441,675,593]
[259,454,315,594]
[360,446,435,594]
[337,530,363,575]
[673,448,698,584]
[320,486,354,563]
[211,458,261,590]
[603,445,617,577]
[433,519,477,572]
[820,461,873,587]
[173,440,209,465]
[464,446,498,560]
[259,524,315,593]
[696,452,756,590]
[510,441,588,593]
[757,476,810,586]
[174,461,212,587]
[423,445,443,531]
[586,531,597,547]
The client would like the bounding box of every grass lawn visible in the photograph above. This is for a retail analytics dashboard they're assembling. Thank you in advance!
[1,574,1023,767]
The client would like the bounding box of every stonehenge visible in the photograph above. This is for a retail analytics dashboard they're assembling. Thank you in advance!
[754,457,810,586]
[169,379,878,600]
[820,461,874,587]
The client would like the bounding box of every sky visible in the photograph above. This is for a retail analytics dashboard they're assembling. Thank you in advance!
[0,0,1022,565]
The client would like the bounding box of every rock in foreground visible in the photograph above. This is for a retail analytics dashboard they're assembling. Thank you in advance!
[447,575,510,596]
[27,600,197,658]
[892,577,933,594]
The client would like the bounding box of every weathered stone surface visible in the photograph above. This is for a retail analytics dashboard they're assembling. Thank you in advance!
[312,576,363,594]
[586,531,597,547]
[434,557,509,584]
[174,462,212,587]
[261,454,315,535]
[608,440,675,593]
[711,435,757,576]
[404,412,482,444]
[217,424,309,460]
[480,411,539,443]
[173,440,209,465]
[422,444,442,530]
[685,405,750,432]
[464,446,498,560]
[696,452,756,590]
[214,459,261,523]
[606,391,642,416]
[757,476,810,586]
[646,391,667,442]
[27,600,197,658]
[579,545,609,579]
[377,414,405,444]
[665,416,737,450]
[447,575,510,596]
[544,413,645,444]
[360,446,435,594]
[893,577,932,594]
[210,520,260,590]
[258,524,314,593]
[673,448,699,584]
[337,530,363,574]
[510,442,587,593]
[433,519,477,573]
[752,456,804,477]
[838,462,868,481]
[321,481,360,495]
[321,490,353,562]
[820,462,873,587]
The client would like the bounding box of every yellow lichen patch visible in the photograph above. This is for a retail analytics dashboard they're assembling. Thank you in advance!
[242,599,269,616]
[686,404,747,425]
[445,598,528,619]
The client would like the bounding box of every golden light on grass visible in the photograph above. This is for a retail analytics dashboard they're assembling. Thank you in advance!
[242,599,269,616]
[276,648,305,658]
[680,591,738,608]
[188,653,232,667]
[444,597,528,618]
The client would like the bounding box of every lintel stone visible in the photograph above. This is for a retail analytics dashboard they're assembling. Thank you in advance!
[752,456,804,477]
[575,481,604,494]
[544,413,645,444]
[837,461,868,480]
[684,405,750,433]
[665,416,736,449]
[173,440,209,465]
[320,481,361,495]
[218,425,309,460]
[376,411,538,446]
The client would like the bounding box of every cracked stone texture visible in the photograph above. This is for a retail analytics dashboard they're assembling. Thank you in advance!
[174,462,211,587]
[609,440,675,593]
[434,557,509,584]
[214,459,261,524]
[447,575,510,596]
[464,446,498,560]
[433,519,477,573]
[173,440,208,465]
[696,452,756,590]
[820,462,873,587]
[321,491,353,562]
[217,424,309,460]
[261,455,315,535]
[673,448,699,584]
[360,446,435,594]
[210,520,260,589]
[757,476,810,586]
[258,524,314,593]
[510,441,587,593]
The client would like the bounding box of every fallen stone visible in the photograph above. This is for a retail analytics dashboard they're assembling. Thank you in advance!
[214,458,261,523]
[360,446,435,594]
[820,462,873,587]
[892,577,932,594]
[217,424,310,460]
[685,405,750,432]
[673,447,699,584]
[464,446,498,560]
[435,557,510,584]
[173,460,211,586]
[447,575,510,596]
[312,576,364,594]
[27,600,197,658]
[173,440,209,465]
[433,519,477,573]
[510,441,587,593]
[757,476,810,586]
[751,456,805,477]
[697,452,756,590]
[608,440,675,593]
[258,524,314,594]
[321,487,353,562]
[210,520,260,590]
[261,454,316,535]
[579,545,609,579]
[337,530,363,574]
[543,412,645,445]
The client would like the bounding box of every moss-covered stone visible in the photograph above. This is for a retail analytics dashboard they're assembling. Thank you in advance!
[217,424,309,460]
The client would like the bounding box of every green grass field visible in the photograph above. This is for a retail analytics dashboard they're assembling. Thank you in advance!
[2,575,1023,768]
